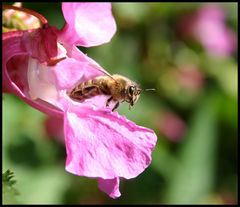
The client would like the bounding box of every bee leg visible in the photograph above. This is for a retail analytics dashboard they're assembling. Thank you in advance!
[129,104,132,110]
[112,102,120,112]
[128,101,134,110]
[106,96,113,107]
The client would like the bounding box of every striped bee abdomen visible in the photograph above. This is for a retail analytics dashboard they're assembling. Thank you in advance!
[69,79,109,102]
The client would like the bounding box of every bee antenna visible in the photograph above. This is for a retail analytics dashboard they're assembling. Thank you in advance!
[144,88,156,92]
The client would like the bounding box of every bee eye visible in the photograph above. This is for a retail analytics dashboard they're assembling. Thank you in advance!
[128,86,134,96]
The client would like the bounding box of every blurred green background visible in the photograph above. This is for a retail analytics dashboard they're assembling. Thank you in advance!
[2,2,238,204]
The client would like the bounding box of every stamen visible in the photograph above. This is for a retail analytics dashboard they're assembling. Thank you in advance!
[47,57,66,66]
[2,5,48,27]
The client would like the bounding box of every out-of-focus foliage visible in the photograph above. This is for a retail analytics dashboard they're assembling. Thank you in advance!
[2,170,19,204]
[2,2,237,204]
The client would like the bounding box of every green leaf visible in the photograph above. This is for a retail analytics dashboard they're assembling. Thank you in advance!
[2,169,20,204]
[164,94,218,204]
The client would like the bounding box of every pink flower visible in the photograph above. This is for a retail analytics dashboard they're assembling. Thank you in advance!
[178,4,237,57]
[2,3,157,198]
[176,65,205,92]
[156,111,186,142]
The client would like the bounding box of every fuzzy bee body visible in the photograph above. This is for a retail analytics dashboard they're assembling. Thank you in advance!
[68,74,142,111]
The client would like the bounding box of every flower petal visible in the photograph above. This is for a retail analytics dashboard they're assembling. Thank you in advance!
[3,27,58,94]
[64,104,157,196]
[98,177,121,199]
[58,3,117,47]
[52,48,105,91]
[2,31,62,117]
[2,31,28,94]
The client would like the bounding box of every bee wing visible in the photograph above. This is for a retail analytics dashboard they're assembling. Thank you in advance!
[89,62,116,81]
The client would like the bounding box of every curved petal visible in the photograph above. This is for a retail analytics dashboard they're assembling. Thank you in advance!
[63,45,113,78]
[26,47,107,112]
[52,47,105,91]
[2,31,26,93]
[2,31,62,117]
[98,177,121,199]
[58,3,117,47]
[22,25,58,62]
[3,27,58,94]
[64,103,158,180]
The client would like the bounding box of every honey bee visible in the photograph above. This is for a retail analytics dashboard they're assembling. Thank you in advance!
[68,74,142,111]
